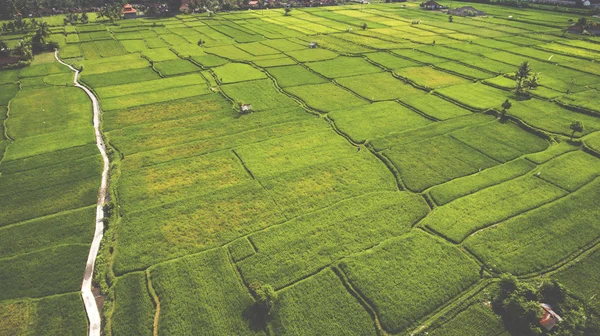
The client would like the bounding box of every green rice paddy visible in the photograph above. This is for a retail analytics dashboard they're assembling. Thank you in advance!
[1,1,599,335]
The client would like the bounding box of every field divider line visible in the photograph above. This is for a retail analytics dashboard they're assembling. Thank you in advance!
[55,50,109,336]
[114,190,389,278]
[332,266,387,336]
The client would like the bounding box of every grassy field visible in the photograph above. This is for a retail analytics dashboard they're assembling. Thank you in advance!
[1,2,600,335]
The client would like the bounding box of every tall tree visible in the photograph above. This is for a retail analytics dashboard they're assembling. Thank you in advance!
[515,61,531,96]
[501,99,512,120]
[167,0,182,14]
[570,120,584,140]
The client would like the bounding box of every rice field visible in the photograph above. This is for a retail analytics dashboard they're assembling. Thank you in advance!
[1,2,599,335]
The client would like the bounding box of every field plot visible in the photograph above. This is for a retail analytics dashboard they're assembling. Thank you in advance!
[464,178,600,275]
[339,230,480,333]
[329,101,432,143]
[0,54,97,334]
[4,3,600,335]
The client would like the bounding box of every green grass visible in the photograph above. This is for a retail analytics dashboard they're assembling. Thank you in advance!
[111,272,155,336]
[285,82,368,112]
[228,237,255,262]
[422,175,567,243]
[585,132,600,153]
[0,83,19,106]
[0,206,95,258]
[266,65,328,87]
[425,302,507,336]
[0,292,87,336]
[0,244,89,300]
[450,121,549,163]
[537,150,600,192]
[305,56,382,79]
[212,63,266,84]
[154,59,201,76]
[394,66,471,89]
[101,85,210,111]
[557,90,600,114]
[141,47,180,62]
[553,248,600,312]
[329,101,432,143]
[285,48,339,62]
[364,51,420,69]
[384,134,499,192]
[339,230,480,333]
[6,86,93,139]
[238,192,428,289]
[0,69,20,84]
[435,83,512,110]
[270,268,376,335]
[464,178,600,275]
[400,94,472,120]
[96,73,206,99]
[336,72,425,101]
[80,67,161,88]
[508,99,600,137]
[150,248,262,335]
[429,158,537,206]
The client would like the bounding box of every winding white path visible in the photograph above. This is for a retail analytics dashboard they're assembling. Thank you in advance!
[55,50,108,336]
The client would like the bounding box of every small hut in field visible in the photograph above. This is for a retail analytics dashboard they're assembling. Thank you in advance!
[122,4,137,19]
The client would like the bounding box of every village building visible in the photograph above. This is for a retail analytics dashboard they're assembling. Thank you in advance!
[122,4,137,19]
[309,41,319,48]
[448,6,486,16]
[540,304,563,331]
[240,104,253,114]
[420,0,447,10]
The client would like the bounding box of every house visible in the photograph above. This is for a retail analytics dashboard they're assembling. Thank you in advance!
[248,0,260,7]
[240,104,253,114]
[122,4,137,19]
[420,0,446,10]
[309,41,318,48]
[448,6,486,16]
[540,304,563,331]
[567,24,585,34]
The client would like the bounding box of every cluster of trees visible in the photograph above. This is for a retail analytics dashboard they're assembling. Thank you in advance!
[493,275,599,336]
[0,21,56,64]
[515,61,540,96]
[0,0,123,19]
[63,11,89,24]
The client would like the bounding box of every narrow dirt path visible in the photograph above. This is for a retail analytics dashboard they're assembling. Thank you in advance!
[55,50,109,336]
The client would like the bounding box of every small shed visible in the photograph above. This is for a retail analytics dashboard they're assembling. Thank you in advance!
[240,104,253,114]
[420,0,446,10]
[248,0,260,7]
[540,303,563,331]
[448,6,486,16]
[309,42,319,48]
[122,4,137,19]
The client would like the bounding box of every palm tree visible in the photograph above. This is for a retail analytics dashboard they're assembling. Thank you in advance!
[515,61,531,96]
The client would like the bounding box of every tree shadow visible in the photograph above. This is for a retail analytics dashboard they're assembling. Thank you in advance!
[242,303,271,331]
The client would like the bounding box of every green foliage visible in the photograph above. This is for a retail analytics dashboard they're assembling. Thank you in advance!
[96,73,206,99]
[154,59,201,76]
[401,93,472,120]
[537,150,600,191]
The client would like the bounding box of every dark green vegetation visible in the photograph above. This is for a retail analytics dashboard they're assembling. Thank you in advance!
[2,2,600,335]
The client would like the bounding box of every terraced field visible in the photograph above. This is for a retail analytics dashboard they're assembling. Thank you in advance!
[1,1,600,335]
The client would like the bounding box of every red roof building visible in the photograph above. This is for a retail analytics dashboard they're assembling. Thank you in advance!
[122,4,137,19]
[540,303,563,331]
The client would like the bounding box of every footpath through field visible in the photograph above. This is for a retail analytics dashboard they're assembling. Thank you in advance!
[54,50,109,336]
